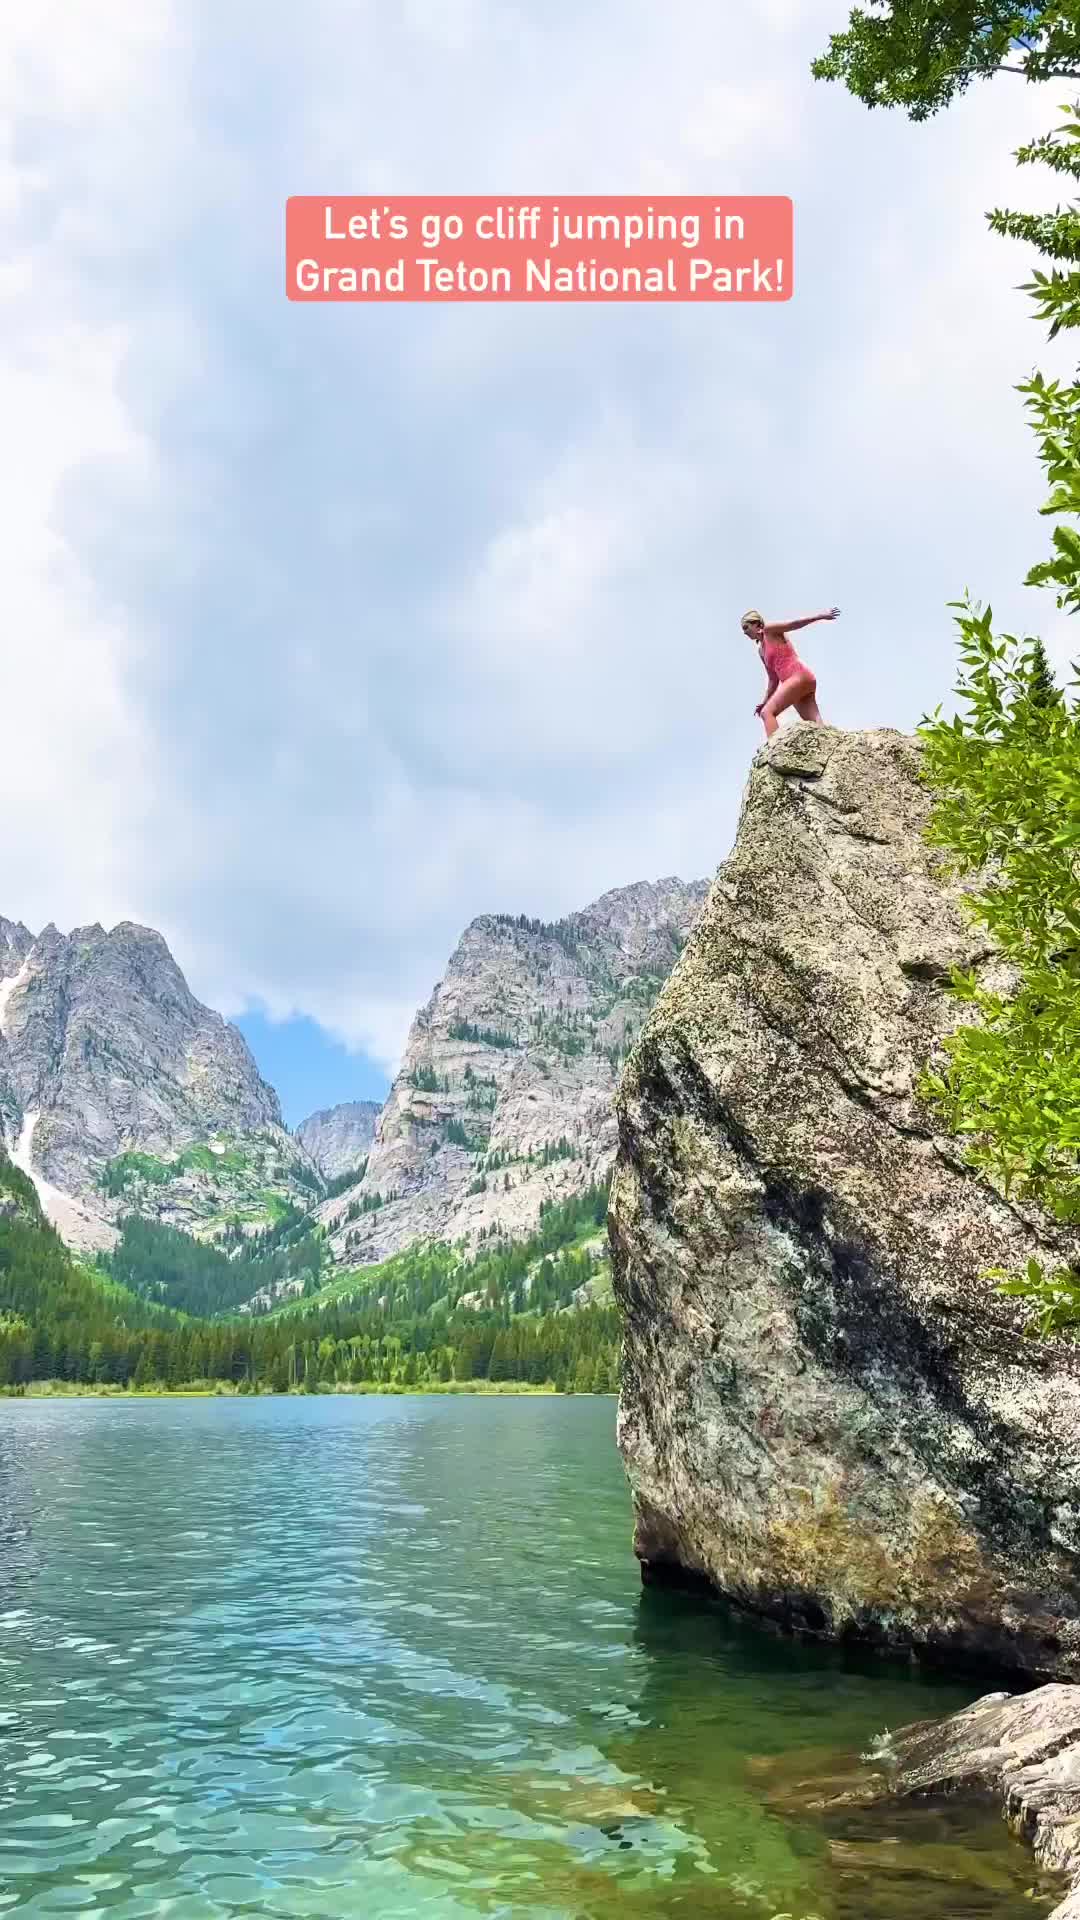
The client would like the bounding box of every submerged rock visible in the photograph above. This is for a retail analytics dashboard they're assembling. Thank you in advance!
[824,1685,1080,1920]
[610,726,1080,1676]
[755,1684,1080,1916]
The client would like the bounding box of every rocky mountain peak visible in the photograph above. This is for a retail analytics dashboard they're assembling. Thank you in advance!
[296,1100,381,1180]
[0,915,311,1248]
[314,874,707,1274]
[0,919,34,977]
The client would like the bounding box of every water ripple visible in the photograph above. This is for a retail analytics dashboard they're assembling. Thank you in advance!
[0,1396,1057,1919]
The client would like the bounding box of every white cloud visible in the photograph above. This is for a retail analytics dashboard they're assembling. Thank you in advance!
[0,4,191,924]
[1,0,1073,1074]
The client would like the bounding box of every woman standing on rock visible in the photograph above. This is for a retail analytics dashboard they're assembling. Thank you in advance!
[742,606,839,737]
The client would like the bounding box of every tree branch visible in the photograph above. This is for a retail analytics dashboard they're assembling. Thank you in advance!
[997,63,1080,75]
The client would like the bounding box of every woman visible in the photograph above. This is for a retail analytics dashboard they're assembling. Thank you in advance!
[742,606,840,738]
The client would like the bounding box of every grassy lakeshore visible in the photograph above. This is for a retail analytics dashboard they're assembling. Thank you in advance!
[0,1379,615,1401]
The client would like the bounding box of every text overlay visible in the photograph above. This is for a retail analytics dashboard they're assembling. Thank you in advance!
[286,196,793,303]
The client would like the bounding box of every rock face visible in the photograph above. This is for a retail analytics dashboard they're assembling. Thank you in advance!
[610,726,1080,1677]
[803,1685,1080,1920]
[296,1100,381,1180]
[0,919,318,1248]
[318,878,707,1267]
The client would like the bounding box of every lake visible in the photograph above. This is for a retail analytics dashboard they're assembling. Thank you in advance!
[0,1395,1060,1917]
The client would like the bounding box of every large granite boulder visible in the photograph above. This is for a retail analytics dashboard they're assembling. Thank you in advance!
[610,725,1080,1675]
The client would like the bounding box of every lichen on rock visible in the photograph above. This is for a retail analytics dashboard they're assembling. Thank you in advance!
[610,725,1080,1676]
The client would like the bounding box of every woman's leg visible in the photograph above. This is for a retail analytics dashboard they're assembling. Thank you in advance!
[761,672,818,736]
[795,691,822,724]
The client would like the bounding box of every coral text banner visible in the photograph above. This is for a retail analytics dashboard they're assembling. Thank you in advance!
[286,197,793,303]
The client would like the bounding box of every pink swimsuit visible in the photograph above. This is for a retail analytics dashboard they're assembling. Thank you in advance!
[760,634,813,687]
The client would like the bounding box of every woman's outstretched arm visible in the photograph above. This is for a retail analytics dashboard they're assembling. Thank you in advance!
[764,607,840,635]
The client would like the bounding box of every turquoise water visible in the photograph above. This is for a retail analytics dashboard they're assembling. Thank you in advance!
[0,1396,1060,1918]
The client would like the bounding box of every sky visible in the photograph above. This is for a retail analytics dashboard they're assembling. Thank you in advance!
[1,1,1075,1126]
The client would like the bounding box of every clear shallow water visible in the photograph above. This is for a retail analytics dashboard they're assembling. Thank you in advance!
[0,1396,1060,1919]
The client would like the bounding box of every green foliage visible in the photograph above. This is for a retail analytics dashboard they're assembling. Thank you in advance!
[323,1159,367,1201]
[1023,368,1080,612]
[0,1160,189,1389]
[813,0,1080,120]
[101,1210,325,1318]
[913,81,1080,1327]
[621,971,667,1007]
[1030,633,1066,705]
[0,1153,45,1226]
[448,1020,517,1049]
[992,111,1080,640]
[99,1136,307,1209]
[920,610,1080,1330]
[100,1151,172,1196]
[919,603,1080,1213]
[820,6,1080,1327]
[409,1065,443,1092]
[102,1142,256,1193]
[0,1148,617,1393]
[995,1255,1080,1333]
[991,105,1080,345]
[488,912,583,960]
[818,0,1080,1334]
[179,1142,248,1176]
[257,1190,294,1225]
[534,1009,588,1057]
[537,1136,576,1167]
[260,1184,616,1389]
[343,1190,390,1221]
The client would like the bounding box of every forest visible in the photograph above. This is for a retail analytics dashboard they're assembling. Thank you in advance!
[0,1154,620,1394]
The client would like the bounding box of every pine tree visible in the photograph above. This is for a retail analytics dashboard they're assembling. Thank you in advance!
[1030,635,1064,709]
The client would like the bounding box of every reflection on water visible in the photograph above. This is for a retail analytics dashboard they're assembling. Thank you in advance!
[0,1396,1059,1917]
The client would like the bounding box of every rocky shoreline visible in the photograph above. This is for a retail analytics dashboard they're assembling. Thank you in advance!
[799,1684,1080,1919]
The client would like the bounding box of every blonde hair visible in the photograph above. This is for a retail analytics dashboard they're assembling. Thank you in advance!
[741,609,763,630]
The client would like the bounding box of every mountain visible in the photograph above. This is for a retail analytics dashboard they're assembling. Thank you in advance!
[0,866,705,1383]
[0,1138,619,1394]
[0,919,320,1251]
[314,878,707,1275]
[296,1101,381,1180]
[0,1143,189,1392]
[610,727,1080,1677]
[103,1211,326,1319]
[0,874,704,1281]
